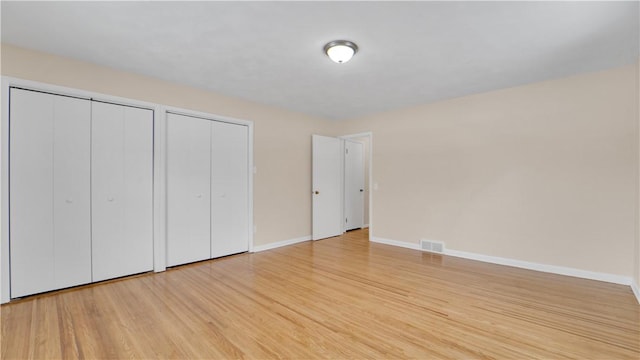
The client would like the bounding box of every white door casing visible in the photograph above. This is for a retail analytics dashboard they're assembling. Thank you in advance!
[312,135,343,240]
[344,140,364,231]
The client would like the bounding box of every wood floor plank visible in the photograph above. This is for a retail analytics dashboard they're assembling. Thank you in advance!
[2,229,639,359]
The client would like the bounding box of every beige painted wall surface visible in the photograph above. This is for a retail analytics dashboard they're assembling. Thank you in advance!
[339,62,639,277]
[1,44,334,246]
[3,43,638,279]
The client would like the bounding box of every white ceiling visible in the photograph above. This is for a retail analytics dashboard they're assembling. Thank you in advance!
[2,1,638,120]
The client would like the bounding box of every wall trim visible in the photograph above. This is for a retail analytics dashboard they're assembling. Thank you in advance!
[371,237,421,251]
[632,281,640,304]
[1,78,10,303]
[371,236,634,287]
[443,248,632,285]
[153,106,167,273]
[252,235,311,253]
[164,106,254,127]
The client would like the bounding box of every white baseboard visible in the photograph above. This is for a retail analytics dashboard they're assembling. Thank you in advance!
[444,248,632,285]
[371,237,421,251]
[252,235,311,253]
[632,281,640,304]
[371,236,633,287]
[363,224,369,228]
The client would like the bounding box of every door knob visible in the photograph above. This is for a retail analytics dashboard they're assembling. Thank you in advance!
[196,194,203,198]
[314,191,320,195]
[107,197,115,202]
[65,198,73,204]
[360,189,364,192]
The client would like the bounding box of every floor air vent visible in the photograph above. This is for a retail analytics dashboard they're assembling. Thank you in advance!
[420,239,444,254]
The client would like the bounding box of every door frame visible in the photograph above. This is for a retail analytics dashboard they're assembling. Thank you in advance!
[339,132,373,241]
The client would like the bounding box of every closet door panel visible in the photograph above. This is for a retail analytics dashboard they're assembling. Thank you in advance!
[122,107,154,275]
[166,113,211,266]
[10,89,55,297]
[52,95,92,289]
[91,102,125,282]
[9,89,91,298]
[92,102,153,282]
[210,122,249,258]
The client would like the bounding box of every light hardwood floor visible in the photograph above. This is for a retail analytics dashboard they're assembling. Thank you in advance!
[2,229,639,359]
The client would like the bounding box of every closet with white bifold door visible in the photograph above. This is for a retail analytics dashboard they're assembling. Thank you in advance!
[166,112,249,267]
[91,101,153,282]
[8,87,153,299]
[9,88,92,298]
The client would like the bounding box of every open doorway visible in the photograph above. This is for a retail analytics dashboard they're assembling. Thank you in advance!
[344,139,365,231]
[340,132,373,236]
[343,135,370,230]
[311,132,372,241]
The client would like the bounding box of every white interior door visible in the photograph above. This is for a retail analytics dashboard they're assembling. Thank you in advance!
[91,102,153,282]
[211,121,249,258]
[312,135,343,240]
[344,140,364,231]
[166,113,212,266]
[9,89,92,298]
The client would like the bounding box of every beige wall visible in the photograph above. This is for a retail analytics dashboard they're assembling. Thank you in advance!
[1,44,333,246]
[3,43,638,280]
[338,62,639,277]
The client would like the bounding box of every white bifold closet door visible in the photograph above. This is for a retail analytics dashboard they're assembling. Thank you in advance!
[166,113,212,267]
[9,89,92,298]
[166,113,249,266]
[210,121,249,258]
[91,102,153,282]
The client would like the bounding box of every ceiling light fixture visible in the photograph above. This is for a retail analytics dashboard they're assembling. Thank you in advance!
[324,40,358,64]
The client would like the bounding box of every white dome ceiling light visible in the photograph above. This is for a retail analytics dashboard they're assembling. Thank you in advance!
[324,40,358,64]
